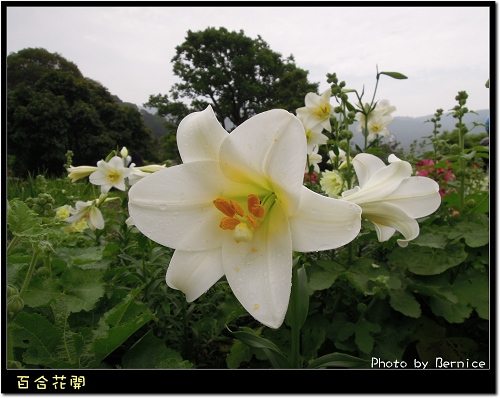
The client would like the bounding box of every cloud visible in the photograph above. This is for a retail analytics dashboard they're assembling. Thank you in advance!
[6,6,490,117]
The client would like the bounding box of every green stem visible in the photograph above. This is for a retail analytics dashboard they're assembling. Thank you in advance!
[7,236,20,256]
[458,115,466,212]
[19,248,40,298]
[290,265,301,369]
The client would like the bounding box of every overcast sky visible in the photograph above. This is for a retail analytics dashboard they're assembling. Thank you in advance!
[6,5,491,118]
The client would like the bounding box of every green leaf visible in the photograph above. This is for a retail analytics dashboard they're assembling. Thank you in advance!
[230,327,292,369]
[90,285,155,367]
[59,268,105,313]
[389,290,421,318]
[226,339,253,369]
[122,330,192,369]
[285,264,309,330]
[379,71,408,79]
[307,352,371,369]
[12,312,69,368]
[452,267,489,320]
[412,233,447,249]
[307,260,345,291]
[56,246,111,269]
[447,221,489,248]
[347,258,401,295]
[388,243,467,275]
[430,297,472,323]
[355,319,381,354]
[7,200,45,238]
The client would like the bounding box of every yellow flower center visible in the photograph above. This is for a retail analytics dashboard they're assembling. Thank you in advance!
[108,173,119,183]
[213,194,267,243]
[315,104,331,119]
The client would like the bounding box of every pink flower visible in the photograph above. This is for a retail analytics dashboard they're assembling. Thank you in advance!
[416,159,455,197]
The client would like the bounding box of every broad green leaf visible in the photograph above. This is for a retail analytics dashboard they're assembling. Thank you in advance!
[300,314,329,360]
[388,243,467,275]
[12,312,69,368]
[58,268,105,313]
[23,277,60,308]
[355,319,381,354]
[411,233,447,249]
[452,267,489,320]
[7,200,45,238]
[308,352,371,369]
[122,330,190,369]
[307,260,345,291]
[56,246,111,269]
[430,296,472,323]
[389,290,421,318]
[447,221,489,248]
[226,339,253,369]
[347,258,401,294]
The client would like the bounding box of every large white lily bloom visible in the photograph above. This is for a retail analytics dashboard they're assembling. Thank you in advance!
[89,156,131,194]
[65,200,104,231]
[128,106,362,329]
[342,153,441,247]
[296,89,333,133]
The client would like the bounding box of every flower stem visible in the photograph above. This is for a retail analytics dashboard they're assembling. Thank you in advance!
[19,247,40,298]
[290,265,301,369]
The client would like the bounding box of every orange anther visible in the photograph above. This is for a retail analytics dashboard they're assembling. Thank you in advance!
[246,214,259,229]
[247,194,260,213]
[213,198,236,217]
[219,217,240,230]
[251,204,265,219]
[230,200,245,217]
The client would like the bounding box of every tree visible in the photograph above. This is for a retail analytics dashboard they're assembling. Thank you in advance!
[7,47,83,91]
[7,49,157,177]
[145,27,318,129]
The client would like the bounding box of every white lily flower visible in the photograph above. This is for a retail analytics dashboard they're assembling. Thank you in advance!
[355,99,396,141]
[89,156,132,194]
[297,114,329,154]
[65,200,104,231]
[67,165,99,182]
[342,153,441,247]
[128,106,362,329]
[296,89,333,133]
[306,146,322,174]
[128,163,167,186]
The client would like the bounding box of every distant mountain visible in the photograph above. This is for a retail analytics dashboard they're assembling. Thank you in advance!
[350,109,489,152]
[130,100,489,151]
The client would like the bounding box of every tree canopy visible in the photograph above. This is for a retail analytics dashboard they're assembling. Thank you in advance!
[145,27,319,129]
[7,48,157,177]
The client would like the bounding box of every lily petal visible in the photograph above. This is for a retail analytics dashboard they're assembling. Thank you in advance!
[222,200,292,329]
[88,206,104,230]
[289,187,362,252]
[219,110,307,215]
[344,158,412,204]
[382,176,441,218]
[128,160,238,251]
[177,106,229,163]
[361,202,420,247]
[350,153,386,188]
[166,248,224,302]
